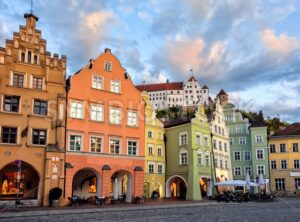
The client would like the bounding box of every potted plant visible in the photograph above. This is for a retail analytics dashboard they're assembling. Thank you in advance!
[49,187,62,207]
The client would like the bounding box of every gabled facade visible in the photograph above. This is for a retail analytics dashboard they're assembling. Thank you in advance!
[65,48,145,203]
[164,104,213,200]
[0,13,66,206]
[142,92,165,198]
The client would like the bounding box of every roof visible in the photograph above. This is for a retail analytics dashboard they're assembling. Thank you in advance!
[272,123,300,136]
[188,76,197,82]
[249,121,267,128]
[202,85,209,89]
[135,82,183,92]
[164,118,193,128]
[217,89,228,96]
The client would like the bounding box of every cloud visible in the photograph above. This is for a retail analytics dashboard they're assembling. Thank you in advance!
[261,29,300,59]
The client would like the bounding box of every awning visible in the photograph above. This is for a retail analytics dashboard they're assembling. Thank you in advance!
[214,180,258,187]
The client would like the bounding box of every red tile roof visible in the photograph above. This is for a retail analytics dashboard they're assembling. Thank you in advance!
[272,123,300,137]
[188,76,197,82]
[135,82,183,92]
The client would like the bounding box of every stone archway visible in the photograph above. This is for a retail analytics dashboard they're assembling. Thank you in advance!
[166,175,187,199]
[0,161,40,200]
[72,168,101,200]
[111,170,132,203]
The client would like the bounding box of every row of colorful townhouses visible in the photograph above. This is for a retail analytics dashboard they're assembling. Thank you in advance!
[0,14,299,207]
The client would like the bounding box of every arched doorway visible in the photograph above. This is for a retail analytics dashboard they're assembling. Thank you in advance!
[199,177,212,198]
[166,175,187,199]
[111,170,132,203]
[144,182,150,198]
[0,161,40,200]
[72,168,101,200]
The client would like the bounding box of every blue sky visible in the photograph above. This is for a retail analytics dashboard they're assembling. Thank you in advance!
[0,0,300,122]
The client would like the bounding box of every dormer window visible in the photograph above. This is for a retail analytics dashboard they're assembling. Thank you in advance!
[104,62,112,71]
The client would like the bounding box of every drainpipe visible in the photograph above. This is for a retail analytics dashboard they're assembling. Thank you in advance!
[211,132,217,196]
[164,133,167,197]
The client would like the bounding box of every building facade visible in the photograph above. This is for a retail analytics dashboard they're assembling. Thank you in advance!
[164,104,213,200]
[142,92,166,198]
[136,77,210,110]
[0,13,66,206]
[269,123,300,196]
[65,48,145,203]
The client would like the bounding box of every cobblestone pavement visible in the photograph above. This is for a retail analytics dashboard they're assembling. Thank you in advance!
[0,198,299,222]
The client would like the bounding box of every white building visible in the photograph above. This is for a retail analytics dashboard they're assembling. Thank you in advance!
[136,77,210,110]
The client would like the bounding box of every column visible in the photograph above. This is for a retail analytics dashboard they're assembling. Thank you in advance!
[114,177,118,199]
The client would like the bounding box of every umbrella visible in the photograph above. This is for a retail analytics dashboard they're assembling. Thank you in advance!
[245,172,251,190]
[215,180,257,187]
[259,174,264,190]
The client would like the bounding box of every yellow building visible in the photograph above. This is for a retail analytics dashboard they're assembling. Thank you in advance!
[269,123,300,196]
[142,92,165,198]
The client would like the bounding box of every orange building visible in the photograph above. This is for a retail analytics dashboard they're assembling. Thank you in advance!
[65,48,145,203]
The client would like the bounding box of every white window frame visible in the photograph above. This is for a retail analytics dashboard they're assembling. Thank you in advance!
[256,149,264,160]
[90,103,104,122]
[127,110,138,127]
[70,100,84,119]
[127,139,138,156]
[234,166,242,176]
[110,80,121,93]
[179,149,188,165]
[244,150,251,161]
[195,132,202,145]
[109,137,121,154]
[89,135,103,153]
[92,74,103,90]
[270,160,277,169]
[236,125,242,133]
[234,151,241,161]
[239,137,246,145]
[157,163,163,174]
[281,160,288,169]
[230,138,234,145]
[257,165,265,175]
[68,133,83,152]
[179,132,188,146]
[104,61,112,71]
[157,145,163,156]
[109,107,121,124]
[205,153,210,166]
[255,134,263,143]
[148,162,155,174]
[244,166,252,175]
[148,144,153,155]
[197,150,202,165]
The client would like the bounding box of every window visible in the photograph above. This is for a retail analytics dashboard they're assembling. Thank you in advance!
[214,125,217,133]
[245,166,252,175]
[127,111,138,126]
[219,159,223,168]
[225,114,232,121]
[33,99,47,115]
[32,129,47,145]
[213,139,217,149]
[127,140,138,155]
[90,136,102,153]
[13,74,24,87]
[280,144,286,152]
[197,152,202,165]
[32,77,43,90]
[148,163,154,174]
[20,51,25,62]
[204,136,208,146]
[234,167,241,176]
[270,144,276,153]
[219,141,222,151]
[104,61,112,71]
[28,51,32,63]
[147,131,153,138]
[236,125,242,133]
[70,101,83,119]
[180,150,188,165]
[92,75,103,89]
[33,54,38,64]
[295,178,300,189]
[257,165,265,175]
[294,160,300,169]
[244,151,251,161]
[109,107,121,124]
[234,151,241,161]
[3,95,20,112]
[230,138,234,145]
[239,137,246,145]
[196,133,201,145]
[255,135,263,143]
[157,164,163,174]
[214,158,218,167]
[271,160,277,169]
[225,160,228,169]
[110,138,121,154]
[148,144,153,155]
[224,142,228,152]
[110,80,120,93]
[91,104,103,121]
[157,146,162,156]
[205,154,210,166]
[256,149,264,160]
[1,127,17,144]
[179,132,188,145]
[281,160,287,169]
[293,143,299,152]
[69,135,82,151]
[275,179,285,190]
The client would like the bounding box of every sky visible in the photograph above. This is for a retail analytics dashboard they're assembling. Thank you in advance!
[0,0,300,122]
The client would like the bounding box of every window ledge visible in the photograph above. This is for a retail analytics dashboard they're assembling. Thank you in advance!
[27,144,46,148]
[6,85,47,92]
[89,120,104,123]
[0,111,22,115]
[109,123,122,127]
[69,117,85,120]
[126,125,139,128]
[28,114,52,119]
[0,143,22,147]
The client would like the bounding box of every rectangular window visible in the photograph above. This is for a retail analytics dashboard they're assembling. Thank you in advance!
[69,135,82,151]
[157,146,162,156]
[147,131,153,138]
[275,179,285,190]
[270,144,276,153]
[295,178,300,190]
[32,129,47,145]
[271,160,277,169]
[256,149,264,160]
[294,160,300,169]
[244,151,251,161]
[92,75,103,89]
[219,159,223,168]
[239,137,246,145]
[13,74,24,87]
[28,51,32,63]
[34,54,38,64]
[236,125,242,133]
[196,133,201,145]
[245,166,252,175]
[281,160,287,169]
[234,151,241,161]
[256,135,263,143]
[148,145,153,155]
[149,163,154,174]
[157,164,163,174]
[257,165,265,175]
[293,143,299,152]
[204,136,208,146]
[127,111,138,126]
[179,133,188,145]
[197,152,202,165]
[91,104,103,121]
[180,152,188,165]
[280,144,286,152]
[104,61,112,71]
[219,141,222,151]
[213,139,217,150]
[32,77,43,90]
[20,51,25,62]
[109,107,121,124]
[214,158,218,167]
[110,80,120,93]
[127,140,137,156]
[33,99,47,115]
[230,138,234,145]
[70,101,83,119]
[224,142,228,152]
[3,95,20,112]
[234,167,241,176]
[1,127,17,144]
[205,154,210,166]
[90,136,102,153]
[110,138,121,154]
[225,160,228,169]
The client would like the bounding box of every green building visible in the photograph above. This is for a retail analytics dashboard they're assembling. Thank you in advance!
[224,104,270,192]
[164,105,213,200]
